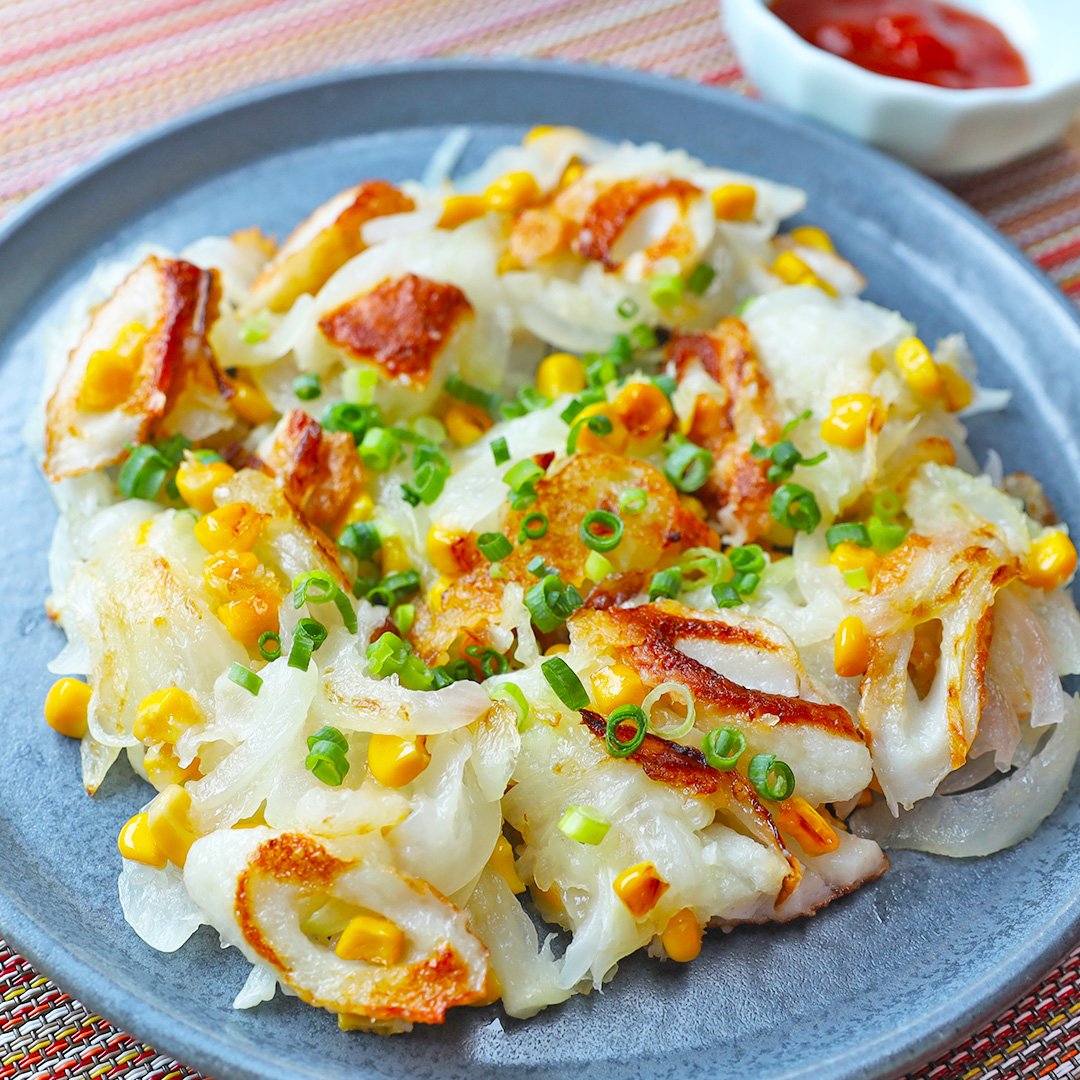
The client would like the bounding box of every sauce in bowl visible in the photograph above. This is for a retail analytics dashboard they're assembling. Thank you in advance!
[769,0,1030,89]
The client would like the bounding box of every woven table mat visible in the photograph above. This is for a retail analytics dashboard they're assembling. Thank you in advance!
[2,2,1080,1078]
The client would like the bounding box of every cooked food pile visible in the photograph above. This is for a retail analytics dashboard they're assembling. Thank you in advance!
[35,126,1080,1031]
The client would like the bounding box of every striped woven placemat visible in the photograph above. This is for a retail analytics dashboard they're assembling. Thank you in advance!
[2,3,1079,1078]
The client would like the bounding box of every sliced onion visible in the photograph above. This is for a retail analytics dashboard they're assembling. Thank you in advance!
[643,681,695,739]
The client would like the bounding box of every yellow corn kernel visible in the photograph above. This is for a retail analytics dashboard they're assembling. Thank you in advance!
[537,352,586,399]
[1025,531,1078,591]
[489,835,526,894]
[834,615,870,679]
[830,542,879,579]
[44,678,91,739]
[175,456,235,513]
[438,194,488,230]
[217,591,280,647]
[790,225,835,252]
[940,364,973,412]
[426,526,474,579]
[523,125,555,144]
[711,184,757,222]
[557,158,585,190]
[203,549,261,594]
[335,915,405,966]
[661,908,702,963]
[343,492,375,527]
[118,813,167,869]
[573,402,629,455]
[228,376,276,425]
[147,784,198,869]
[194,501,264,554]
[772,251,837,296]
[379,534,410,575]
[143,744,202,790]
[428,576,453,612]
[614,382,674,454]
[775,796,840,857]
[484,171,541,214]
[544,643,570,656]
[133,687,204,745]
[496,252,521,275]
[894,337,943,398]
[590,663,647,712]
[613,861,670,919]
[820,394,880,450]
[679,494,709,520]
[444,400,492,446]
[367,734,430,788]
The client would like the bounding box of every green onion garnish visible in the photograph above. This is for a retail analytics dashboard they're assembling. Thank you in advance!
[258,631,282,661]
[392,603,415,635]
[686,262,716,295]
[567,412,614,455]
[649,274,684,310]
[679,546,729,587]
[652,373,677,398]
[239,312,271,344]
[844,567,872,590]
[358,427,399,472]
[648,567,682,602]
[585,550,614,582]
[585,356,619,388]
[228,662,262,695]
[117,435,190,501]
[445,373,500,415]
[410,415,447,444]
[664,438,713,493]
[770,483,822,533]
[504,459,544,492]
[491,436,510,466]
[526,555,558,578]
[323,401,383,443]
[293,570,357,634]
[519,512,549,543]
[558,804,611,845]
[617,298,639,319]
[478,532,514,562]
[608,334,633,365]
[366,631,437,690]
[433,658,477,687]
[293,374,322,401]
[867,516,907,553]
[631,324,659,351]
[873,489,902,521]
[750,435,827,484]
[305,725,349,786]
[701,727,746,770]
[825,523,872,551]
[192,448,224,465]
[711,583,743,608]
[747,753,795,801]
[339,521,381,562]
[605,703,647,758]
[489,682,530,730]
[366,569,421,607]
[526,575,583,632]
[580,509,623,552]
[288,617,328,671]
[465,645,510,679]
[735,295,759,317]
[541,655,588,710]
[619,487,648,515]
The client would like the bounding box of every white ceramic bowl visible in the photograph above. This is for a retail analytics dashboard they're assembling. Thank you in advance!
[723,0,1080,174]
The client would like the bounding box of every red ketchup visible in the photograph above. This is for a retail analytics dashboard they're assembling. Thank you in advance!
[769,0,1030,89]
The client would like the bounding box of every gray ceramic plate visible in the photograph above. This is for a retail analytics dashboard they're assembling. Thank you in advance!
[2,59,1080,1080]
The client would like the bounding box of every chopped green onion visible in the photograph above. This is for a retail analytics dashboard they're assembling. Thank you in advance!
[652,373,677,398]
[509,487,537,511]
[489,682,530,730]
[650,274,684,310]
[631,324,659,350]
[309,725,348,754]
[358,427,399,471]
[733,571,760,595]
[342,366,379,405]
[585,550,614,582]
[305,725,349,786]
[580,509,623,552]
[844,567,872,590]
[619,487,648,515]
[239,312,271,343]
[520,512,549,543]
[478,532,514,562]
[366,570,421,607]
[445,373,500,415]
[526,555,558,578]
[729,545,766,573]
[293,570,357,634]
[642,682,695,739]
[489,562,506,579]
[117,435,191,501]
[750,435,826,484]
[192,448,224,465]
[873,489,903,521]
[617,298,639,319]
[526,575,582,632]
[465,645,510,679]
[293,374,322,401]
[288,617,328,671]
[608,334,633,365]
[322,401,382,443]
[567,413,613,455]
[433,658,477,687]
[686,262,716,295]
[258,631,282,661]
[649,567,682,602]
[585,356,619,388]
[747,753,795,800]
[393,603,415,635]
[782,410,813,437]
[770,483,822,533]
[868,516,907,553]
[410,415,447,444]
[504,459,544,492]
[404,456,450,505]
[228,662,262,695]
[541,656,588,710]
[825,523,872,551]
[605,703,647,758]
[558,804,611,845]
[701,727,746,770]
[491,436,510,466]
[735,295,759,317]
[679,546,730,587]
[664,438,713,493]
[339,521,381,562]
[712,583,743,608]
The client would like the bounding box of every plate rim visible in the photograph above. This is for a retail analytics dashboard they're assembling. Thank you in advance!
[2,56,1080,1080]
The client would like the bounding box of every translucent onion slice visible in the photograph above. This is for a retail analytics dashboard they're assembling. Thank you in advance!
[643,681,695,739]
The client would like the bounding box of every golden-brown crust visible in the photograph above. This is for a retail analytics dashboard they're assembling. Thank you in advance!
[319,273,473,388]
